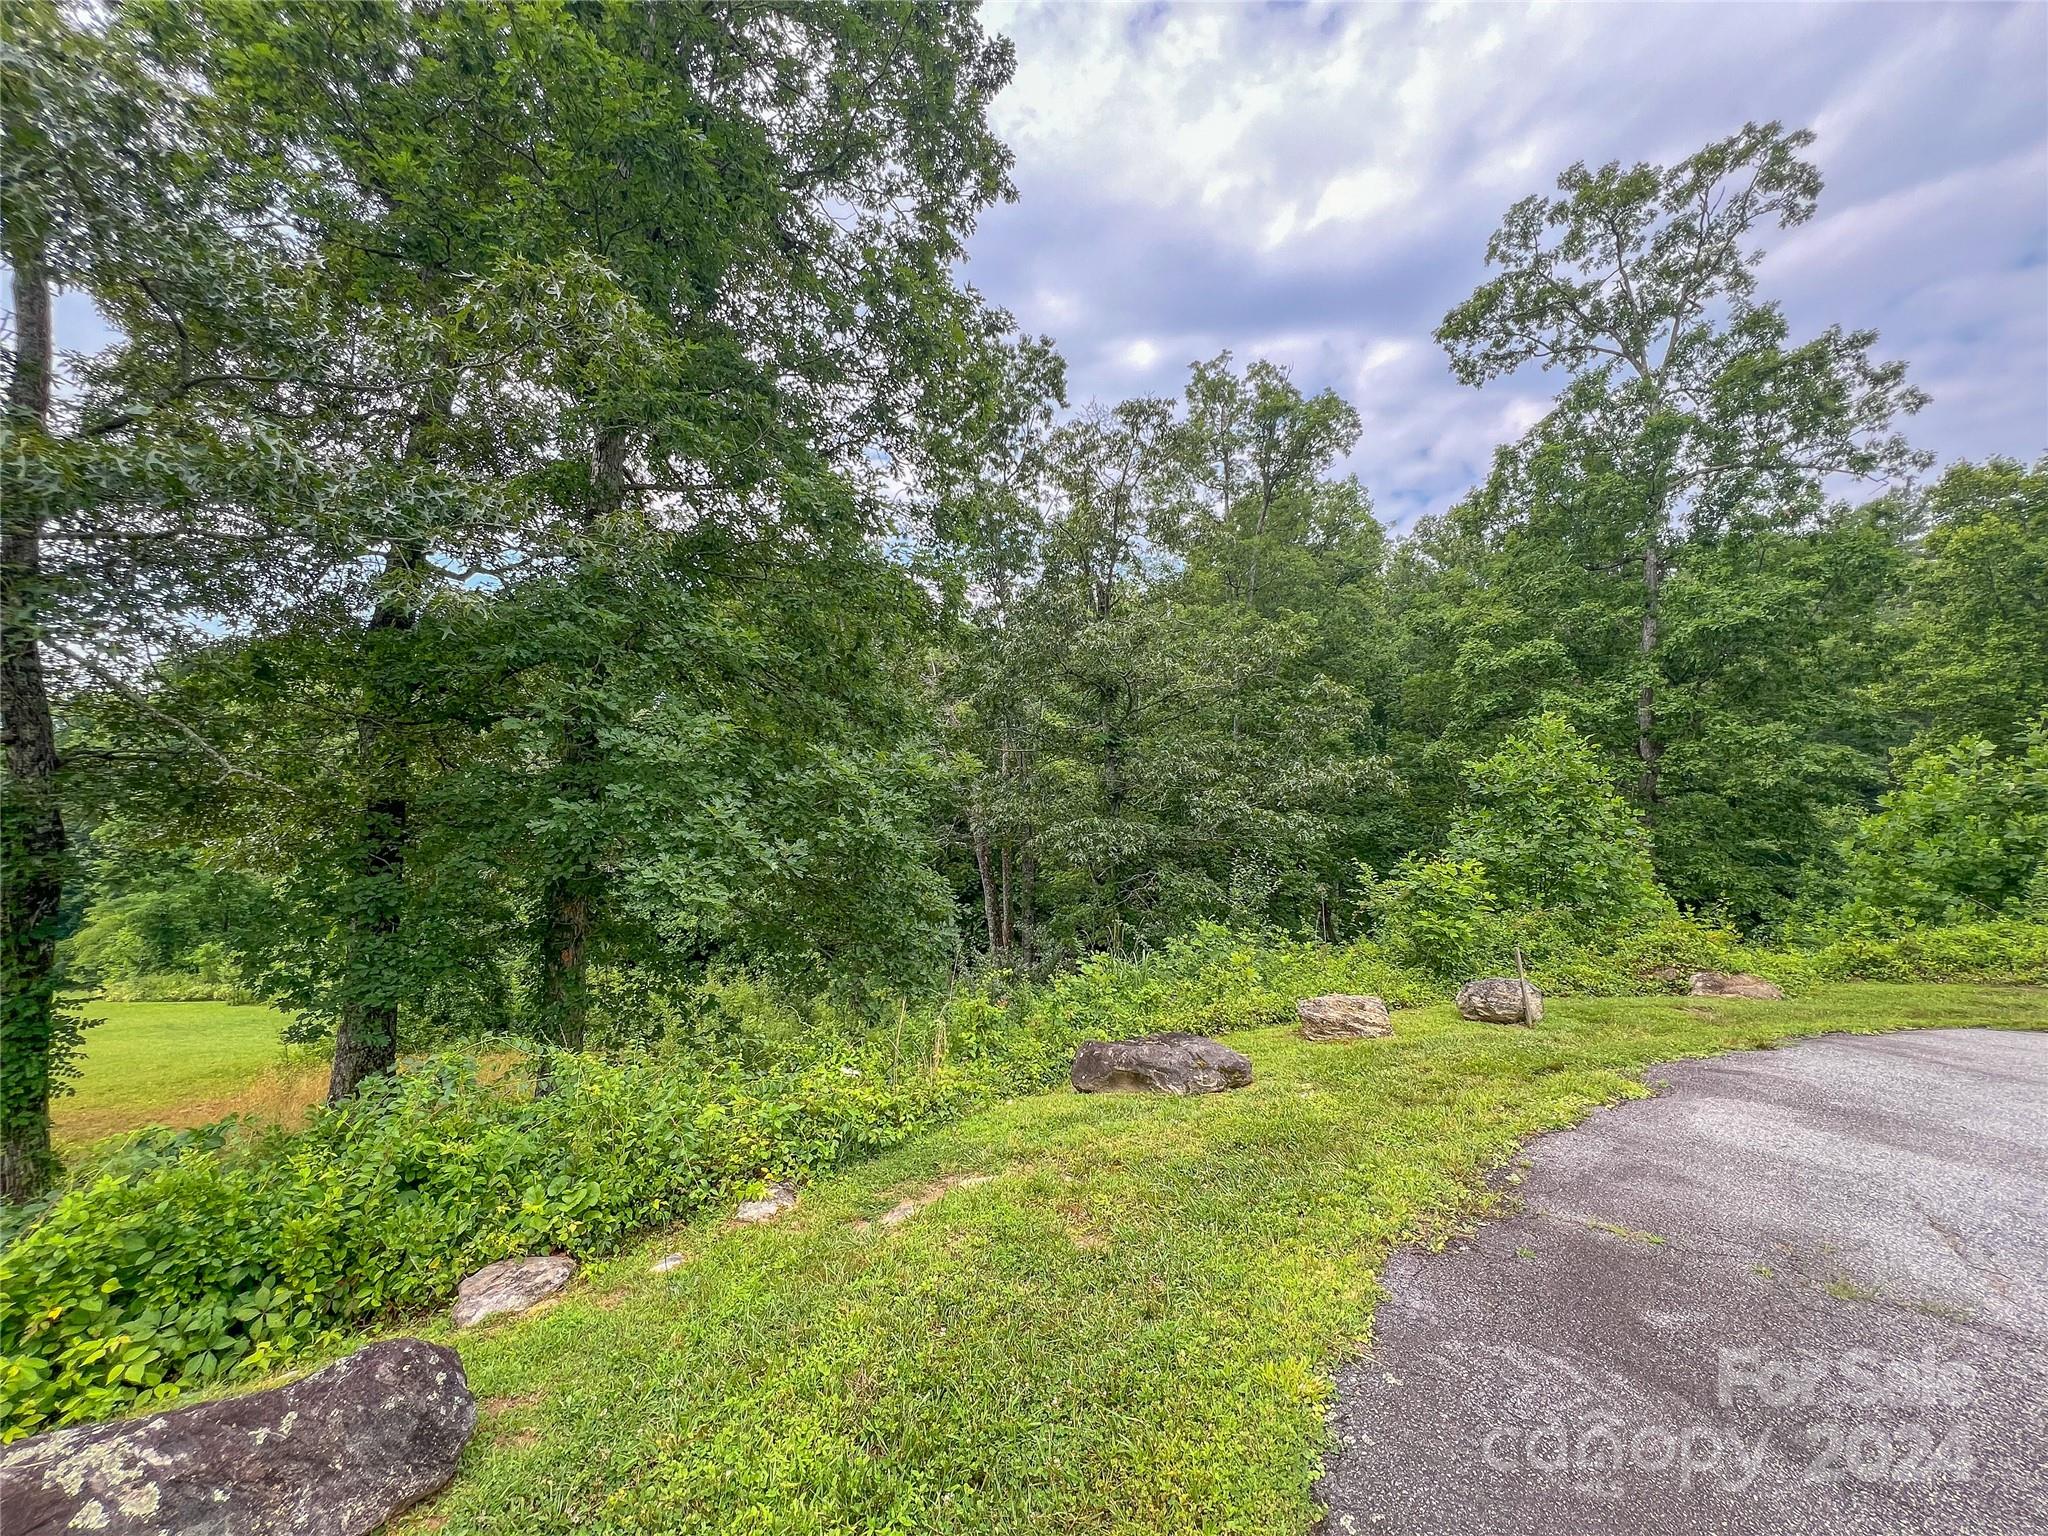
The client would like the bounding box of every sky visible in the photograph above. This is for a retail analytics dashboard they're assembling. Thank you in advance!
[962,0,2048,530]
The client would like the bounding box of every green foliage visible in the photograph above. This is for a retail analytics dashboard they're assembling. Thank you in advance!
[238,985,2048,1534]
[1420,122,1928,926]
[1828,731,2048,932]
[1371,718,1668,974]
[58,852,260,1003]
[1892,457,2048,750]
[1803,920,2048,985]
[0,1040,1038,1438]
[10,908,2046,1436]
[1368,857,1500,976]
[1447,715,1669,938]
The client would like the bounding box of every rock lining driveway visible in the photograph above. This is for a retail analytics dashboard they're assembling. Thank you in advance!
[1316,1026,2048,1535]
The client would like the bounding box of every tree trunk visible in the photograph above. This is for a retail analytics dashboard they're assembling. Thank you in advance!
[538,871,594,1052]
[535,427,628,1053]
[971,819,998,961]
[1018,848,1037,968]
[1,240,66,1201]
[1636,536,1664,812]
[997,842,1012,957]
[327,544,422,1104]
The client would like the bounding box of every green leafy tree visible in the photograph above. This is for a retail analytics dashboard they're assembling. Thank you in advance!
[946,356,1395,959]
[2,0,394,1192]
[1436,121,1927,816]
[1893,457,2048,750]
[1830,729,2048,932]
[1413,123,1931,922]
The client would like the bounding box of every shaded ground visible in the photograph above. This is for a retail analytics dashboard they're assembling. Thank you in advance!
[1317,1027,2048,1536]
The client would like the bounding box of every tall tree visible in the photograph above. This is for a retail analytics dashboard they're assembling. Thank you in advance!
[1436,122,1927,814]
[2,0,342,1193]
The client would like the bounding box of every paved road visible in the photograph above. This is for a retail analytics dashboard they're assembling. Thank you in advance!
[1315,1027,2048,1536]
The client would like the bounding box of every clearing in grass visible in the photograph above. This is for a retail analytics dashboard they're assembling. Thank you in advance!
[52,1001,315,1151]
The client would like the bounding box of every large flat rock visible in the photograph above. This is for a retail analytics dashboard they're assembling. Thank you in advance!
[0,1337,475,1536]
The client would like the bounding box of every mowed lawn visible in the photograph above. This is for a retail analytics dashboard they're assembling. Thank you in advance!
[53,1000,321,1150]
[375,983,2046,1536]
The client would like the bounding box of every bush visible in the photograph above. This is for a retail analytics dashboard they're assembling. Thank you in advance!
[1368,857,1500,977]
[1446,714,1671,941]
[1804,919,2048,985]
[0,1041,1056,1439]
[1830,730,2048,933]
[90,970,258,1004]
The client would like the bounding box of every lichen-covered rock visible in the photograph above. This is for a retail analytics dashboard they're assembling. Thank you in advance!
[1689,970,1785,1000]
[1071,1033,1254,1095]
[734,1181,799,1224]
[1456,976,1544,1025]
[0,1338,473,1536]
[451,1254,576,1328]
[1297,994,1393,1041]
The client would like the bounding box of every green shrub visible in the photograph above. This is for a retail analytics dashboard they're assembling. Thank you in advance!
[91,970,257,1004]
[0,1042,1070,1439]
[1830,730,2048,933]
[1368,857,1500,977]
[1804,920,2048,985]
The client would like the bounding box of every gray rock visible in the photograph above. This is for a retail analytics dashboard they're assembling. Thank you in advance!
[0,1338,473,1536]
[450,1254,576,1328]
[1071,1032,1254,1095]
[1689,969,1784,1000]
[1297,994,1393,1041]
[1456,976,1544,1025]
[650,1252,689,1274]
[734,1181,798,1224]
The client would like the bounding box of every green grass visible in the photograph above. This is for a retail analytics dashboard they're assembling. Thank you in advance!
[347,983,2042,1535]
[54,1000,315,1150]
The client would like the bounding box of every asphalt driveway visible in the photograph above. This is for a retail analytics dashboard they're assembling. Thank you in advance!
[1315,1026,2048,1536]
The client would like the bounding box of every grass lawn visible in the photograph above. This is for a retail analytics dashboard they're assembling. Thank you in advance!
[53,1000,320,1151]
[375,983,2045,1535]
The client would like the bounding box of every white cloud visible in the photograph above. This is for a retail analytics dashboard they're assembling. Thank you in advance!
[967,1,2048,529]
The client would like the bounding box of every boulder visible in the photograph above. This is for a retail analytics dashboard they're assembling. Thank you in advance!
[1297,994,1393,1041]
[451,1254,576,1328]
[1071,1033,1254,1095]
[734,1181,799,1224]
[1689,970,1785,1001]
[1456,977,1544,1025]
[0,1338,473,1536]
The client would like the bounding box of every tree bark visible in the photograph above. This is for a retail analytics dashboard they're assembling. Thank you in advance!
[327,542,422,1104]
[997,842,1012,958]
[1017,848,1036,968]
[1,240,67,1200]
[538,871,595,1053]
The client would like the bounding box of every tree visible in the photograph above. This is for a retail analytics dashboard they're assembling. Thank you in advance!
[75,0,1021,1096]
[1437,122,1927,815]
[1893,457,2048,751]
[943,355,1395,959]
[1830,728,2048,932]
[3,0,365,1193]
[1372,714,1667,972]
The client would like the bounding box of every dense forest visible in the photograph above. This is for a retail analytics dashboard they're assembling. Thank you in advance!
[5,0,2046,1218]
